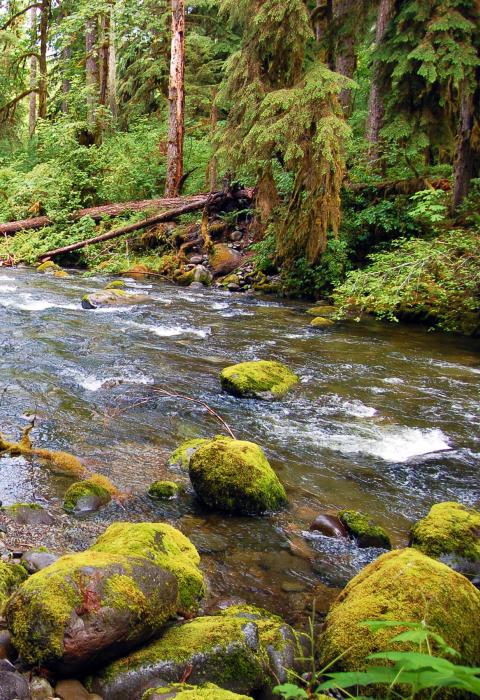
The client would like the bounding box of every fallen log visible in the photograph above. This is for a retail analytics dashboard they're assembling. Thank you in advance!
[0,193,211,236]
[37,188,251,261]
[347,177,451,196]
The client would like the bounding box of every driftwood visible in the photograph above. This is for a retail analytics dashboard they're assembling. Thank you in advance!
[37,188,252,261]
[0,194,211,236]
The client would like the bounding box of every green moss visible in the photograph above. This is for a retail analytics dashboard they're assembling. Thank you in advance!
[142,683,253,700]
[168,438,210,471]
[104,573,148,623]
[63,480,111,512]
[318,548,480,672]
[37,261,60,272]
[0,561,27,612]
[310,317,334,328]
[3,502,44,514]
[339,510,391,549]
[105,280,126,289]
[91,522,205,614]
[220,360,299,400]
[189,436,288,515]
[218,605,290,654]
[306,305,336,317]
[410,501,480,561]
[148,481,180,500]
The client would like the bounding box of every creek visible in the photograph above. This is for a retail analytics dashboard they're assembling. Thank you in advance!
[0,268,478,623]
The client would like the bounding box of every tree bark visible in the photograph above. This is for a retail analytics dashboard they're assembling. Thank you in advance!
[61,45,71,113]
[332,0,355,113]
[99,12,110,107]
[107,1,117,119]
[206,89,218,191]
[85,17,99,130]
[165,0,185,197]
[452,89,476,209]
[366,0,395,164]
[37,0,49,119]
[29,5,37,136]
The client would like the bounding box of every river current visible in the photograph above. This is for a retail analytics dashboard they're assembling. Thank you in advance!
[0,268,478,621]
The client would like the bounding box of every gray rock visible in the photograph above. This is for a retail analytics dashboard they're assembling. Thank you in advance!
[189,255,203,265]
[230,231,243,242]
[21,549,60,573]
[55,678,91,700]
[227,283,240,291]
[30,676,54,700]
[3,504,55,526]
[188,282,204,290]
[0,659,30,700]
[81,290,150,310]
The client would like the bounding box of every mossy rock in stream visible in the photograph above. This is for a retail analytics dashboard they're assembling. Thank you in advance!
[89,605,302,700]
[0,561,27,612]
[142,683,253,700]
[310,316,334,328]
[63,479,112,515]
[37,261,65,275]
[410,501,480,561]
[317,549,480,675]
[220,360,299,400]
[189,436,287,515]
[105,280,126,290]
[148,481,181,500]
[306,305,337,317]
[338,510,391,549]
[81,289,150,309]
[167,438,210,471]
[6,523,203,672]
[2,502,55,525]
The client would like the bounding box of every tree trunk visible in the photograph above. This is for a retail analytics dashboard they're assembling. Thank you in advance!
[29,5,37,136]
[61,45,71,113]
[85,17,99,130]
[99,12,110,107]
[37,0,49,119]
[206,89,218,191]
[107,2,117,119]
[332,0,355,113]
[366,0,395,164]
[452,89,476,209]
[165,0,185,197]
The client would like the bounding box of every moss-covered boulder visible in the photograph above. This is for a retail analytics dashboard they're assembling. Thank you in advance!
[410,502,480,561]
[105,280,126,290]
[209,244,242,277]
[310,317,334,328]
[318,549,480,673]
[306,305,336,317]
[220,360,298,400]
[6,523,204,672]
[189,437,287,515]
[148,481,180,500]
[63,480,112,515]
[3,502,55,526]
[0,562,27,612]
[142,683,252,700]
[167,438,210,471]
[81,289,150,309]
[339,510,391,549]
[90,605,301,700]
[37,260,66,276]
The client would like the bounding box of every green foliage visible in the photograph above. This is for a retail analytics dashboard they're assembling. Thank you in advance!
[333,228,480,334]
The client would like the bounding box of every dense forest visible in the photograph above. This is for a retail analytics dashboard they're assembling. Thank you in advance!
[0,2,479,700]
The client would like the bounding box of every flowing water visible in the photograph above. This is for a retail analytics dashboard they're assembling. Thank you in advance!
[0,268,479,622]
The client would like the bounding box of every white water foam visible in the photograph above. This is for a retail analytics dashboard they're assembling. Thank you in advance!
[0,285,17,292]
[317,394,377,418]
[382,377,404,385]
[124,320,211,339]
[0,296,78,311]
[65,368,154,391]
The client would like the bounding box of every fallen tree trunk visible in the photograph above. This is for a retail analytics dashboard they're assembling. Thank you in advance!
[37,188,251,261]
[0,193,211,236]
[347,177,451,196]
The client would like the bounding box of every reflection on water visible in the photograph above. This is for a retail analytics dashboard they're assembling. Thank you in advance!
[0,269,478,622]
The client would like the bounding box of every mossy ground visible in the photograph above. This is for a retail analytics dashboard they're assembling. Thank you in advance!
[220,360,299,400]
[189,436,288,515]
[318,548,480,672]
[410,501,480,561]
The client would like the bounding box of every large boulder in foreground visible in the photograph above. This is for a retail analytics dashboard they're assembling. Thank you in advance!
[6,523,204,672]
[143,684,252,700]
[81,289,150,309]
[318,548,480,673]
[189,437,287,515]
[220,360,298,400]
[0,659,30,700]
[89,605,301,700]
[410,501,480,561]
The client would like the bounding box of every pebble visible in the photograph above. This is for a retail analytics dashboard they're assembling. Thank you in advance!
[30,676,55,700]
[189,255,203,264]
[230,231,243,241]
[309,514,349,539]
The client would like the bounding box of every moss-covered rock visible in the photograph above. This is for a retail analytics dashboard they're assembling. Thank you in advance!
[81,289,150,309]
[306,305,336,317]
[63,480,112,514]
[220,360,298,400]
[209,244,242,277]
[91,522,205,615]
[318,548,480,673]
[310,317,334,328]
[3,502,55,525]
[189,437,288,515]
[6,522,204,671]
[410,501,480,561]
[252,282,282,295]
[105,280,127,290]
[167,438,210,471]
[142,683,252,700]
[148,481,180,500]
[339,510,391,549]
[0,562,27,611]
[90,605,301,700]
[37,260,61,274]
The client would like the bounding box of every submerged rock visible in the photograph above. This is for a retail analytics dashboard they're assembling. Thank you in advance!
[90,605,301,700]
[148,481,180,500]
[306,305,336,317]
[318,548,480,673]
[189,436,288,515]
[338,510,391,549]
[81,289,150,309]
[410,501,480,561]
[63,480,112,515]
[167,438,209,471]
[3,502,55,526]
[0,659,30,700]
[309,514,349,539]
[220,360,298,400]
[142,683,252,700]
[6,522,204,671]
